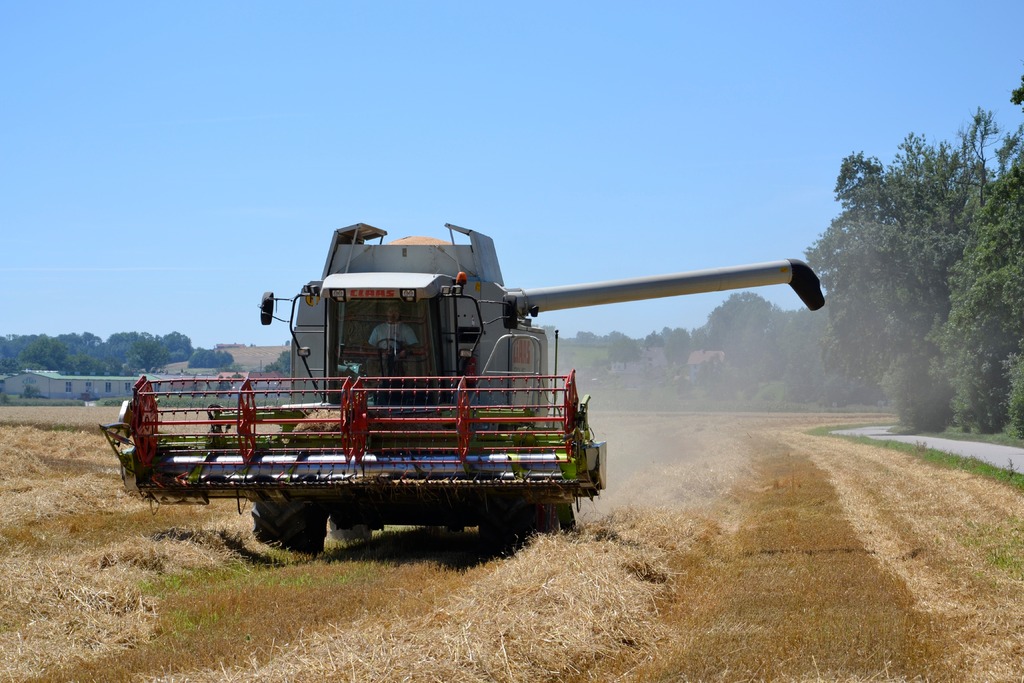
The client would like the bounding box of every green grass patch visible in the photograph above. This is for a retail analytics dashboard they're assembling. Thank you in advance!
[805,423,888,437]
[139,556,377,601]
[961,518,1024,580]
[0,396,85,406]
[41,557,400,682]
[989,544,1024,577]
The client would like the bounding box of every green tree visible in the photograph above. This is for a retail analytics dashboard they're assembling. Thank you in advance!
[264,349,290,373]
[607,332,641,365]
[103,332,144,365]
[694,293,782,386]
[643,331,664,347]
[160,332,194,363]
[66,353,110,375]
[189,348,234,369]
[57,332,103,357]
[942,110,1024,432]
[1007,355,1024,438]
[1012,73,1024,109]
[660,326,692,365]
[17,335,69,371]
[776,309,828,403]
[0,334,34,363]
[808,131,980,430]
[127,338,170,373]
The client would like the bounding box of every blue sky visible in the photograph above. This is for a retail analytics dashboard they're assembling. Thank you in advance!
[3,2,1022,349]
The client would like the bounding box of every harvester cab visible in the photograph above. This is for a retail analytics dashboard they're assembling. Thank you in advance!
[103,222,824,555]
[274,224,550,387]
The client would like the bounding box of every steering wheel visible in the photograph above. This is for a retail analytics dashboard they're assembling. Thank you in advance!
[376,339,405,377]
[375,338,403,353]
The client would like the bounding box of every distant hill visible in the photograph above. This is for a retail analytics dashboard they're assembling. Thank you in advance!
[163,345,289,374]
[216,344,290,371]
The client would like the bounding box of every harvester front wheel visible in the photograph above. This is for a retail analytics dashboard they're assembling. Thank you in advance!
[478,497,560,554]
[251,501,328,555]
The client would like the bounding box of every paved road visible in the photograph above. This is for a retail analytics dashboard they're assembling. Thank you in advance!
[832,425,1024,472]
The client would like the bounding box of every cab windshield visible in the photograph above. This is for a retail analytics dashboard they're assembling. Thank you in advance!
[332,300,435,377]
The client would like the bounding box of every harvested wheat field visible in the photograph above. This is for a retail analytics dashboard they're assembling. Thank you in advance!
[2,405,1024,681]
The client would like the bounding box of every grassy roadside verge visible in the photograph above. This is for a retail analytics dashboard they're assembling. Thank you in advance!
[919,428,1024,449]
[812,425,1024,494]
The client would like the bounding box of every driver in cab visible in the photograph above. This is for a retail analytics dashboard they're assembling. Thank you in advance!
[369,306,419,374]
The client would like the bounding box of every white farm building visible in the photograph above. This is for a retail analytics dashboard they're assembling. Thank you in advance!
[2,371,137,401]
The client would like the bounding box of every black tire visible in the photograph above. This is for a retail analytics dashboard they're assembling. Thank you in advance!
[556,503,577,531]
[251,501,328,554]
[478,497,556,554]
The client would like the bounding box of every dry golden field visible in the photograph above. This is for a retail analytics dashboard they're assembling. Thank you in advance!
[1,405,1023,681]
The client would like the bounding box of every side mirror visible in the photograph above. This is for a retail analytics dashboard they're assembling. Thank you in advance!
[502,297,519,330]
[260,292,275,325]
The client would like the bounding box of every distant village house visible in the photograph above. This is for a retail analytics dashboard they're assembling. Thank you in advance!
[686,349,725,382]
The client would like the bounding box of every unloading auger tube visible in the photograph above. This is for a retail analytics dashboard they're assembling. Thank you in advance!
[101,223,825,555]
[502,259,824,321]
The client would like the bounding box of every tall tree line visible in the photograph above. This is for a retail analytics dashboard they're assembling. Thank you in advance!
[809,72,1024,433]
[561,293,855,407]
[0,332,236,375]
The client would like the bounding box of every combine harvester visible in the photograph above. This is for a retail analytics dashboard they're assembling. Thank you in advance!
[103,224,824,553]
